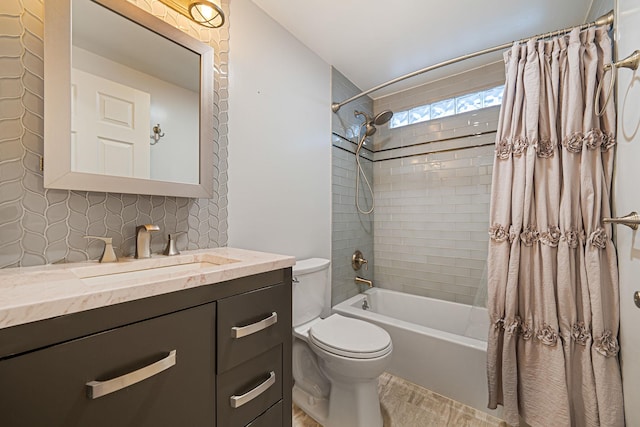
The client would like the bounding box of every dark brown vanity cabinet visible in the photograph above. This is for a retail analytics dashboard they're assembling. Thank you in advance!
[0,303,216,427]
[0,268,292,427]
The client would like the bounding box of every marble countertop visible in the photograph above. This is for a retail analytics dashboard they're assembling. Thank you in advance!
[0,247,295,330]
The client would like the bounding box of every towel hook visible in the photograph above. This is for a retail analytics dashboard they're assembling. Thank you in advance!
[150,123,165,145]
[595,50,640,116]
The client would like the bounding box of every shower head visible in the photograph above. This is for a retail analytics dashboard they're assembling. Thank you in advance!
[354,109,394,137]
[373,110,393,126]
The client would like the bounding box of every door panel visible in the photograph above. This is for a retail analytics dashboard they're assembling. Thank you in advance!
[71,68,150,178]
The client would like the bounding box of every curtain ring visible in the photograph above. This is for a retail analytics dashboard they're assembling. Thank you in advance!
[595,64,616,117]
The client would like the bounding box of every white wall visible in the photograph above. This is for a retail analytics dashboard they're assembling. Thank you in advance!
[614,0,640,423]
[227,1,332,260]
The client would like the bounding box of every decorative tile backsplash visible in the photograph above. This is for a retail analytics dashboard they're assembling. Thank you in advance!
[0,0,229,268]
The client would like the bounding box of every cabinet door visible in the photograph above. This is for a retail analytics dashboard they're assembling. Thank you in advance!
[0,303,216,427]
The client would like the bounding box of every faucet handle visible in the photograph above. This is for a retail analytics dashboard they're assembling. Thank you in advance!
[163,233,183,256]
[352,249,368,271]
[84,236,118,263]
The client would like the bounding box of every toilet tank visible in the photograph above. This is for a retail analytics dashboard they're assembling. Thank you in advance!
[292,258,331,327]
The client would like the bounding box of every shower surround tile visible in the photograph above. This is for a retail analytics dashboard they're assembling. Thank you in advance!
[368,62,503,306]
[0,0,229,268]
[331,68,375,305]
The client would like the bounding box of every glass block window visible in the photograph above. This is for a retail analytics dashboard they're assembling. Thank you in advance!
[483,85,504,107]
[409,104,430,124]
[431,98,455,119]
[389,110,409,128]
[456,92,483,113]
[389,84,505,129]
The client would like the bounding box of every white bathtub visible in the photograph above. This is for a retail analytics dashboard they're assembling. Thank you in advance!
[333,288,499,417]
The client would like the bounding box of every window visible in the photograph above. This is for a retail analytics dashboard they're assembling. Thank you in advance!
[389,85,505,129]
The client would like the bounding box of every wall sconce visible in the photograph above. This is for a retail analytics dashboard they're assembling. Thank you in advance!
[157,0,225,28]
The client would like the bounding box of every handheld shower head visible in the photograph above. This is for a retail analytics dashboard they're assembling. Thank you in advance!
[354,109,394,145]
[365,123,377,136]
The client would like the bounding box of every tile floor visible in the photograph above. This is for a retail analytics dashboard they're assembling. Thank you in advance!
[292,372,507,427]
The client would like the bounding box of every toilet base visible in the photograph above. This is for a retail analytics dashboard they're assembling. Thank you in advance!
[293,384,328,426]
[294,379,384,427]
[325,376,383,427]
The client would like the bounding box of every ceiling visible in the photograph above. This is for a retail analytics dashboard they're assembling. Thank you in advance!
[251,0,595,99]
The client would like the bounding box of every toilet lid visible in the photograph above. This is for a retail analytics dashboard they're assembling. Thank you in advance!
[309,314,392,359]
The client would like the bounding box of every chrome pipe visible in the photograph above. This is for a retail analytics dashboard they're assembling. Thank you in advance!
[331,10,614,113]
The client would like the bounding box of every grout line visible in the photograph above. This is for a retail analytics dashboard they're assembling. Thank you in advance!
[374,141,495,162]
[375,130,497,153]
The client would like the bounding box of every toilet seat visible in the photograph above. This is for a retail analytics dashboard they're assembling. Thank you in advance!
[309,314,392,359]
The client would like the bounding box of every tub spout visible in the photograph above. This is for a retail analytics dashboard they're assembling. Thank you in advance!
[355,276,373,288]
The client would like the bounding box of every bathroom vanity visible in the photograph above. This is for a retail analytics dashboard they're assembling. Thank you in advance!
[0,248,294,427]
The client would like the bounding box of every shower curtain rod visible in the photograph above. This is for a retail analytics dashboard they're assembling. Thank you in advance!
[331,10,614,113]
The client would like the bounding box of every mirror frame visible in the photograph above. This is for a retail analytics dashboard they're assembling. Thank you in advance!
[44,0,214,198]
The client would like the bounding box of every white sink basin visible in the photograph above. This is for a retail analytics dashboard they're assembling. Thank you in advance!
[72,254,238,286]
[79,262,218,286]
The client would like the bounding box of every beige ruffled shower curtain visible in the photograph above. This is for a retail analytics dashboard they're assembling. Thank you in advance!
[487,27,624,427]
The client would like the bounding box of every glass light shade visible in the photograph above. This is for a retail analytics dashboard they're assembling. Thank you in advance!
[157,0,225,28]
[189,1,225,28]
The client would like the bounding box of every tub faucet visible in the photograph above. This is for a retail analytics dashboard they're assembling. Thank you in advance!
[135,224,160,258]
[352,250,368,271]
[355,276,373,288]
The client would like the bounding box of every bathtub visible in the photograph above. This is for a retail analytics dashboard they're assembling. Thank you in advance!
[333,288,499,417]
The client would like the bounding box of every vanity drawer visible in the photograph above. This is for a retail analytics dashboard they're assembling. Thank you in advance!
[217,345,282,427]
[247,400,283,426]
[0,303,216,427]
[218,282,290,372]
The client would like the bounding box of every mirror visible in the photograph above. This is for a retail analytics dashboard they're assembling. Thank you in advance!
[44,0,214,198]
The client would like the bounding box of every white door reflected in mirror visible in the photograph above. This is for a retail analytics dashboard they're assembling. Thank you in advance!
[72,69,151,179]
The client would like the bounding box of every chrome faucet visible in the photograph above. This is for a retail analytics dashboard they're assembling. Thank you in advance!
[135,224,160,258]
[355,276,373,288]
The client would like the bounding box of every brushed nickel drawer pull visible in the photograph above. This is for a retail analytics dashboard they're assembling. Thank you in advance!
[86,350,177,399]
[231,312,278,338]
[230,371,276,408]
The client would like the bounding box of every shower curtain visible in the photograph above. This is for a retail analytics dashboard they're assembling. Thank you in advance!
[487,27,624,427]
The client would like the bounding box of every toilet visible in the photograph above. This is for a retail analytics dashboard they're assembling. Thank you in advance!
[292,258,392,427]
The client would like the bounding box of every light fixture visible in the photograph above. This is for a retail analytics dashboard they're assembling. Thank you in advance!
[158,0,225,28]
